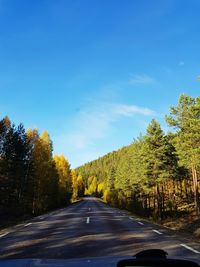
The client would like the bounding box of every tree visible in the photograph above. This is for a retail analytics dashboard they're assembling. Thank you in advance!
[0,116,74,219]
[71,170,84,200]
[166,94,200,214]
[26,129,59,214]
[0,122,31,215]
[143,120,180,218]
[0,117,12,212]
[85,176,98,195]
[54,154,72,205]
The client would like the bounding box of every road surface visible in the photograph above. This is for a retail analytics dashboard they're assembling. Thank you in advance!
[0,198,199,262]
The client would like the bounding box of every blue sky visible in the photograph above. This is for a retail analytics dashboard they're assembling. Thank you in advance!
[0,0,199,167]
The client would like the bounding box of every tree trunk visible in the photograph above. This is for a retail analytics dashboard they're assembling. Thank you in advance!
[192,162,199,215]
[157,184,162,219]
[162,184,165,215]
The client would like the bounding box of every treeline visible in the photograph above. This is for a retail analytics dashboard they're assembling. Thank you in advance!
[76,94,200,219]
[0,117,84,219]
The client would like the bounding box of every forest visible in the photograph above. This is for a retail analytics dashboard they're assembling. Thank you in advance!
[0,93,199,225]
[76,94,200,220]
[0,118,84,225]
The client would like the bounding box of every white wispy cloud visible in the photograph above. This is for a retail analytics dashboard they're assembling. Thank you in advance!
[53,102,155,167]
[129,74,156,85]
[68,103,155,148]
[112,104,155,116]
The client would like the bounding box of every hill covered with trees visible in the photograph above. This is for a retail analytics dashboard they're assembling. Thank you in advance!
[76,94,200,221]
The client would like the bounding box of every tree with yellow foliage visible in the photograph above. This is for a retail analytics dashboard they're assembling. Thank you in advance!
[71,170,85,201]
[54,154,72,205]
[27,129,59,214]
[85,176,98,195]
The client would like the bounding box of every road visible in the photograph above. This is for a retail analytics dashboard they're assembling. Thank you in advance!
[0,198,200,262]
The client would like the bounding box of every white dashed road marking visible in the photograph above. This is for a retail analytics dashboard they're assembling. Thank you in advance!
[180,244,200,254]
[137,221,144,225]
[24,223,32,227]
[153,229,162,235]
[86,217,90,224]
[0,232,9,238]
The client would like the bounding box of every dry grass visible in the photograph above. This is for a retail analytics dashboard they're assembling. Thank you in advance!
[162,210,200,238]
[194,228,200,237]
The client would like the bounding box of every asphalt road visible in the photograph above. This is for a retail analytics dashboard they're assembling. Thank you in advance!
[0,198,200,262]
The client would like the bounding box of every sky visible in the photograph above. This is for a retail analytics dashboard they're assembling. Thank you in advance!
[0,0,199,167]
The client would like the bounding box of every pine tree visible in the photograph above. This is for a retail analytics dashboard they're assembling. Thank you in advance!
[166,94,200,214]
